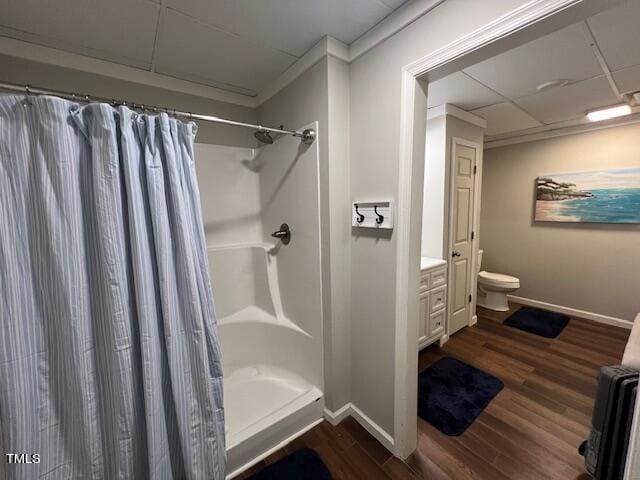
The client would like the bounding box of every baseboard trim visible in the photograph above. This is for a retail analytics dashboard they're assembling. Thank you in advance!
[323,404,351,426]
[470,315,478,326]
[323,403,394,451]
[350,404,395,451]
[507,295,633,330]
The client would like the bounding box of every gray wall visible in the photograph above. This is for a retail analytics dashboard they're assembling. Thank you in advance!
[348,0,535,436]
[0,54,257,147]
[481,124,640,322]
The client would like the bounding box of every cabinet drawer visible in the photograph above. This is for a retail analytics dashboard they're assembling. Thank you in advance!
[429,309,446,338]
[419,272,430,291]
[428,267,447,289]
[429,285,446,313]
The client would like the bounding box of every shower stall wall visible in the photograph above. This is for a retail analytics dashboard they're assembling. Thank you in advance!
[194,124,324,478]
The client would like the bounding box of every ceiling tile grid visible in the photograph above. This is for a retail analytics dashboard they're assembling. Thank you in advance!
[0,0,160,68]
[463,23,602,99]
[154,9,298,96]
[430,1,640,139]
[0,0,408,97]
[512,75,618,125]
[470,102,542,136]
[587,0,640,72]
[427,71,504,110]
[164,0,395,58]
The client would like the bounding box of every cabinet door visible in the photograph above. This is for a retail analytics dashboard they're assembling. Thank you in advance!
[419,291,429,346]
[429,309,446,338]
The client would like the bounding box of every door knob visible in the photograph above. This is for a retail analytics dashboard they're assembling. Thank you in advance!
[452,250,461,257]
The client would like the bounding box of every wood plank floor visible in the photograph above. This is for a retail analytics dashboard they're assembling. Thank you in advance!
[239,301,630,479]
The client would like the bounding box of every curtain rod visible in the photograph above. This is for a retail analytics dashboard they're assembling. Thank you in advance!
[0,80,316,145]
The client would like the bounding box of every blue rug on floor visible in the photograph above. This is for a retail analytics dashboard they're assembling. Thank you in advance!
[247,448,332,480]
[418,357,504,436]
[504,306,570,338]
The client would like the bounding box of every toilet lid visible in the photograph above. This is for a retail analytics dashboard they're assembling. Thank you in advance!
[478,270,519,286]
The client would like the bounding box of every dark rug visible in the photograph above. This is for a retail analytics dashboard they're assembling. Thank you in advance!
[247,448,332,480]
[418,356,504,436]
[504,306,570,338]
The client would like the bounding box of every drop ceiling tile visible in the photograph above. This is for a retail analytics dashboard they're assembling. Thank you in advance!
[463,23,602,99]
[613,64,640,96]
[165,0,393,57]
[0,0,159,67]
[154,9,298,95]
[587,0,640,71]
[513,75,618,124]
[471,102,542,136]
[427,72,504,110]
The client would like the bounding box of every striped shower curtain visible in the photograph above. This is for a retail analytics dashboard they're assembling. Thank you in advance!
[0,95,225,479]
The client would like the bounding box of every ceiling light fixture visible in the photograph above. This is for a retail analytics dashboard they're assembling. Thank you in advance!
[586,104,632,122]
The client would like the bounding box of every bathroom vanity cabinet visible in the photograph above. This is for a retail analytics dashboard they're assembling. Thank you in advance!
[419,257,448,350]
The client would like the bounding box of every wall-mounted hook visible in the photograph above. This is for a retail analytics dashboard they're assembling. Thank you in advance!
[355,204,365,224]
[374,206,384,225]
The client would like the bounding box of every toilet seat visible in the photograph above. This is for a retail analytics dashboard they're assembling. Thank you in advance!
[478,271,520,288]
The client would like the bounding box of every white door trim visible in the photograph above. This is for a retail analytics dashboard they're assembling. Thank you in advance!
[447,137,481,333]
[392,0,586,460]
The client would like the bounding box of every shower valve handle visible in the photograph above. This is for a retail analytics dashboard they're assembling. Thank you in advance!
[271,223,291,245]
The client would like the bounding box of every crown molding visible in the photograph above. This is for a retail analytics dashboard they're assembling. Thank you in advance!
[349,0,445,62]
[0,36,256,108]
[404,0,585,76]
[254,36,349,107]
[484,111,640,149]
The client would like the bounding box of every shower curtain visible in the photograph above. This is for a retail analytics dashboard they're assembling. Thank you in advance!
[0,95,225,479]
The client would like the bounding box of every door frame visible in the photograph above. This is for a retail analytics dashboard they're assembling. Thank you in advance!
[446,136,482,336]
[391,0,600,460]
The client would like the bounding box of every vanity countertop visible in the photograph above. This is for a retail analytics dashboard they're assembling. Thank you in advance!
[421,256,447,271]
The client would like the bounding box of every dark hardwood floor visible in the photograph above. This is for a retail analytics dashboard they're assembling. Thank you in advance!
[239,301,630,479]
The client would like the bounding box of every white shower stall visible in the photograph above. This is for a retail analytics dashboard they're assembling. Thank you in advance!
[195,125,324,477]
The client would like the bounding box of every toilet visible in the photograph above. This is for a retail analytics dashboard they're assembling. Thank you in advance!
[477,249,520,311]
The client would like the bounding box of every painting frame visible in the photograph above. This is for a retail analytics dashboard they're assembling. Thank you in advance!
[534,167,640,224]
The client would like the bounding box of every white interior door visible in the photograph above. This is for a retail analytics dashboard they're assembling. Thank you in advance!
[448,138,478,336]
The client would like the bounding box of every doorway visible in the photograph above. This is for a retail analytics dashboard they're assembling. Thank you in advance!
[393,0,638,467]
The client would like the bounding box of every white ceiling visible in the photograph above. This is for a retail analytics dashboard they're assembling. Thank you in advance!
[0,0,408,97]
[428,0,640,138]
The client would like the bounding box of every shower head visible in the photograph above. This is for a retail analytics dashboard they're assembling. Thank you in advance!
[254,129,274,145]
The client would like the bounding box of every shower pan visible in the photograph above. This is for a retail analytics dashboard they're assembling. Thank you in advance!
[208,243,322,476]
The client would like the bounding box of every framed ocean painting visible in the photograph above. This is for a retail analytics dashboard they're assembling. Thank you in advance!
[535,167,640,223]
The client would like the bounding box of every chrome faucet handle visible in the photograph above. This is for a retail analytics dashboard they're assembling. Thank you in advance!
[271,223,291,245]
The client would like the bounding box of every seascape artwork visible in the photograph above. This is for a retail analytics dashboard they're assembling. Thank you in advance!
[535,167,640,223]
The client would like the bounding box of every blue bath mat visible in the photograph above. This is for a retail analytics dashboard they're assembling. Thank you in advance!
[247,448,332,480]
[418,357,504,436]
[504,306,569,338]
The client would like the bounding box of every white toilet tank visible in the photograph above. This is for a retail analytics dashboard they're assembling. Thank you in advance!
[478,249,483,272]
